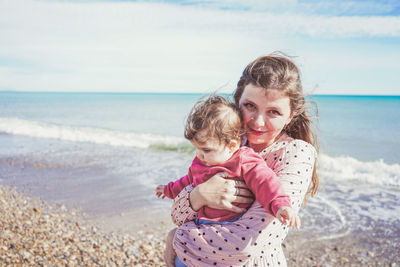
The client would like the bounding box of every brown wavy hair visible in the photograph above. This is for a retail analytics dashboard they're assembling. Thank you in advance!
[233,52,319,198]
[184,95,243,145]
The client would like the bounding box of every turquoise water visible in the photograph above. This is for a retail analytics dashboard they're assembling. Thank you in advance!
[0,92,202,136]
[311,95,400,163]
[1,92,399,163]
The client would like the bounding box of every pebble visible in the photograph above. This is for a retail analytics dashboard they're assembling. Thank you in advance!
[340,257,349,262]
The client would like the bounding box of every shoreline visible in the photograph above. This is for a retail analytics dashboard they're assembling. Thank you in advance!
[1,184,399,266]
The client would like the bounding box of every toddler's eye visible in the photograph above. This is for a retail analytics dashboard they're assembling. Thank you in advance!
[203,149,211,153]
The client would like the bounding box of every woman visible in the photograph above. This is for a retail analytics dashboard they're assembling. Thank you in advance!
[166,53,319,266]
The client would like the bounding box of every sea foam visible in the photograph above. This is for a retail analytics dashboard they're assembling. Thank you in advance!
[0,117,186,150]
[319,154,400,187]
[1,117,399,187]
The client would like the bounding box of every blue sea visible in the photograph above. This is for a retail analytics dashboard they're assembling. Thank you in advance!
[0,92,399,250]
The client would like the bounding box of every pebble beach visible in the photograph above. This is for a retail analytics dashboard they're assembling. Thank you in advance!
[1,183,399,267]
[0,184,166,266]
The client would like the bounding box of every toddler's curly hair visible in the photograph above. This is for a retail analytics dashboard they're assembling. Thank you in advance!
[184,95,243,145]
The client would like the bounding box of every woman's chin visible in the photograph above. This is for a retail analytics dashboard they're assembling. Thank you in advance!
[248,133,268,142]
[247,136,271,150]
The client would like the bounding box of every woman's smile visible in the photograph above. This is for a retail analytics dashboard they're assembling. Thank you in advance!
[247,127,267,136]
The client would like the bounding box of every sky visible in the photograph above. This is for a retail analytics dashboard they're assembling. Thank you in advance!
[0,0,399,95]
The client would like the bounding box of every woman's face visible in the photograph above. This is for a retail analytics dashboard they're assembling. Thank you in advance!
[239,83,292,152]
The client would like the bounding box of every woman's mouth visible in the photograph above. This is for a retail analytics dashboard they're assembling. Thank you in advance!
[248,128,267,136]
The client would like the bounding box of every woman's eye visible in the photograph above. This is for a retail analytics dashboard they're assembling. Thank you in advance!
[269,110,281,115]
[244,103,256,110]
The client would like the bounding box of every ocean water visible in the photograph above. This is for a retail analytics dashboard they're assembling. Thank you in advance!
[0,92,399,244]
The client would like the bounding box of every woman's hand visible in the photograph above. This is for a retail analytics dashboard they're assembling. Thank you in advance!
[189,173,254,212]
[164,228,177,267]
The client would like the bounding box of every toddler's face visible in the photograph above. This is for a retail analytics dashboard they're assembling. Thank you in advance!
[190,131,238,166]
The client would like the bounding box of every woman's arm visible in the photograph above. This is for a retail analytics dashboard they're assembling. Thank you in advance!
[273,140,316,214]
[170,185,198,226]
[171,140,316,266]
[171,173,253,226]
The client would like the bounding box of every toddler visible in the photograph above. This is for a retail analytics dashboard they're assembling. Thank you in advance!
[156,95,295,225]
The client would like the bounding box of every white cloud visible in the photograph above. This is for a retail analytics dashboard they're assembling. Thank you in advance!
[0,0,399,94]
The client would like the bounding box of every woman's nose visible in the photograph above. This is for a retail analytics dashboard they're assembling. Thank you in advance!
[253,113,266,128]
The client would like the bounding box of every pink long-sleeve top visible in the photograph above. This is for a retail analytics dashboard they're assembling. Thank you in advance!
[163,146,290,222]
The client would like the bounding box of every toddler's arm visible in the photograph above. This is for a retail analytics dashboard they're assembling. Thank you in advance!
[156,167,194,199]
[163,172,193,199]
[241,152,291,216]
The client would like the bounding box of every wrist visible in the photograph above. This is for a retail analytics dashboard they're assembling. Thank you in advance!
[189,186,204,211]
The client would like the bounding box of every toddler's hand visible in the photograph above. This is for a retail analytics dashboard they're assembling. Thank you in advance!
[156,185,166,199]
[276,206,301,229]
